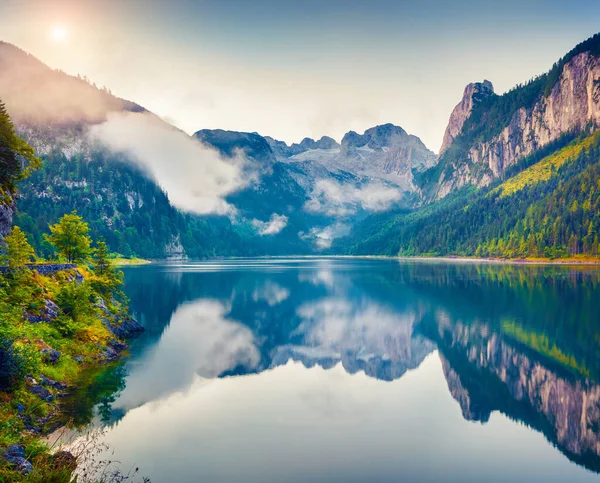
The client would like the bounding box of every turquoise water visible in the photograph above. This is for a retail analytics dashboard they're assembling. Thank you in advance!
[81,259,600,482]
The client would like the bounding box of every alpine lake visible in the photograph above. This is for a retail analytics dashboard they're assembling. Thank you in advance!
[58,258,600,483]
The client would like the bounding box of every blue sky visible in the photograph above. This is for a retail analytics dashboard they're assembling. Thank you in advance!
[1,0,599,150]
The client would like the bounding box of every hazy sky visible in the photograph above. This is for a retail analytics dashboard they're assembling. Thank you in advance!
[0,0,599,151]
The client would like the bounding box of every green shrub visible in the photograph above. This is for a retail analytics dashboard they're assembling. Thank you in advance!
[55,282,94,322]
[0,337,30,391]
[52,314,85,338]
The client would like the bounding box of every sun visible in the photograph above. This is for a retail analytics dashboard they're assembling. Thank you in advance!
[50,25,69,43]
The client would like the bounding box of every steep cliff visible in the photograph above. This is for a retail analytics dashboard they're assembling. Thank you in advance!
[439,80,494,154]
[437,33,600,198]
[0,200,14,239]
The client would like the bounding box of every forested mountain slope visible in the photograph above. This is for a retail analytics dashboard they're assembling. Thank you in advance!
[15,149,261,259]
[0,42,266,258]
[1,41,436,258]
[337,33,600,259]
[4,32,600,260]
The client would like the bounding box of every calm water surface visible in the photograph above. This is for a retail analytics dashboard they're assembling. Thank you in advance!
[75,259,600,482]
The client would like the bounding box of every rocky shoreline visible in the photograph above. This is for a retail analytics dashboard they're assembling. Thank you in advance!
[0,264,144,477]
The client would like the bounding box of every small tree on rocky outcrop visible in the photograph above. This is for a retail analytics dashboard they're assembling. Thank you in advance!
[91,240,123,297]
[44,211,92,264]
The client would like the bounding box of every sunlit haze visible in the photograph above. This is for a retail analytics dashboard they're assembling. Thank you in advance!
[50,25,69,43]
[1,0,599,150]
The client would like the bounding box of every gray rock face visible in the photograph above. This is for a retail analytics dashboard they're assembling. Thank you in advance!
[474,52,600,176]
[265,135,340,158]
[438,52,600,197]
[439,80,494,154]
[26,298,60,323]
[39,375,67,391]
[0,200,15,240]
[339,123,438,181]
[271,123,438,190]
[165,235,187,260]
[40,348,61,364]
[96,296,145,340]
[29,383,53,402]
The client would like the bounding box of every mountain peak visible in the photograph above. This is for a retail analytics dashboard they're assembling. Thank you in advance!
[337,123,437,178]
[341,123,408,151]
[439,80,495,154]
[194,129,275,163]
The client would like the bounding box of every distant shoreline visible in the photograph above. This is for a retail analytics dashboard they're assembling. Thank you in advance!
[397,256,600,265]
[132,255,600,266]
[113,257,152,266]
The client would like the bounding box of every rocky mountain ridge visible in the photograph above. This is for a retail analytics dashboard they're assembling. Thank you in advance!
[439,80,494,154]
[436,34,600,198]
[267,123,438,190]
[4,33,600,258]
[264,135,340,158]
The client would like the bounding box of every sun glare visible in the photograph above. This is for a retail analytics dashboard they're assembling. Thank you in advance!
[51,25,69,43]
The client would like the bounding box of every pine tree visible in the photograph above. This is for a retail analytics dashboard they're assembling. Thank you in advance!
[2,226,34,266]
[91,240,123,297]
[92,240,111,276]
[0,100,41,198]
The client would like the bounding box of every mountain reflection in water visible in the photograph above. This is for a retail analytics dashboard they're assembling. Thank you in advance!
[76,259,600,482]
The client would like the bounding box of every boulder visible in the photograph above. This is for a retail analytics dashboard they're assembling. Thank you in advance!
[100,346,120,362]
[96,297,145,340]
[39,375,67,391]
[26,298,60,324]
[40,348,61,364]
[29,384,53,402]
[108,339,128,352]
[110,316,145,339]
[50,451,77,472]
[3,445,33,475]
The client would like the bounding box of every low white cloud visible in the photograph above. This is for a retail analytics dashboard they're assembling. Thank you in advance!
[305,179,402,216]
[300,223,351,250]
[111,300,260,411]
[90,111,248,215]
[251,213,288,236]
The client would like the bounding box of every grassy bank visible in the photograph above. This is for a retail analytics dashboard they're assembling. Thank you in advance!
[111,257,151,266]
[396,254,600,265]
